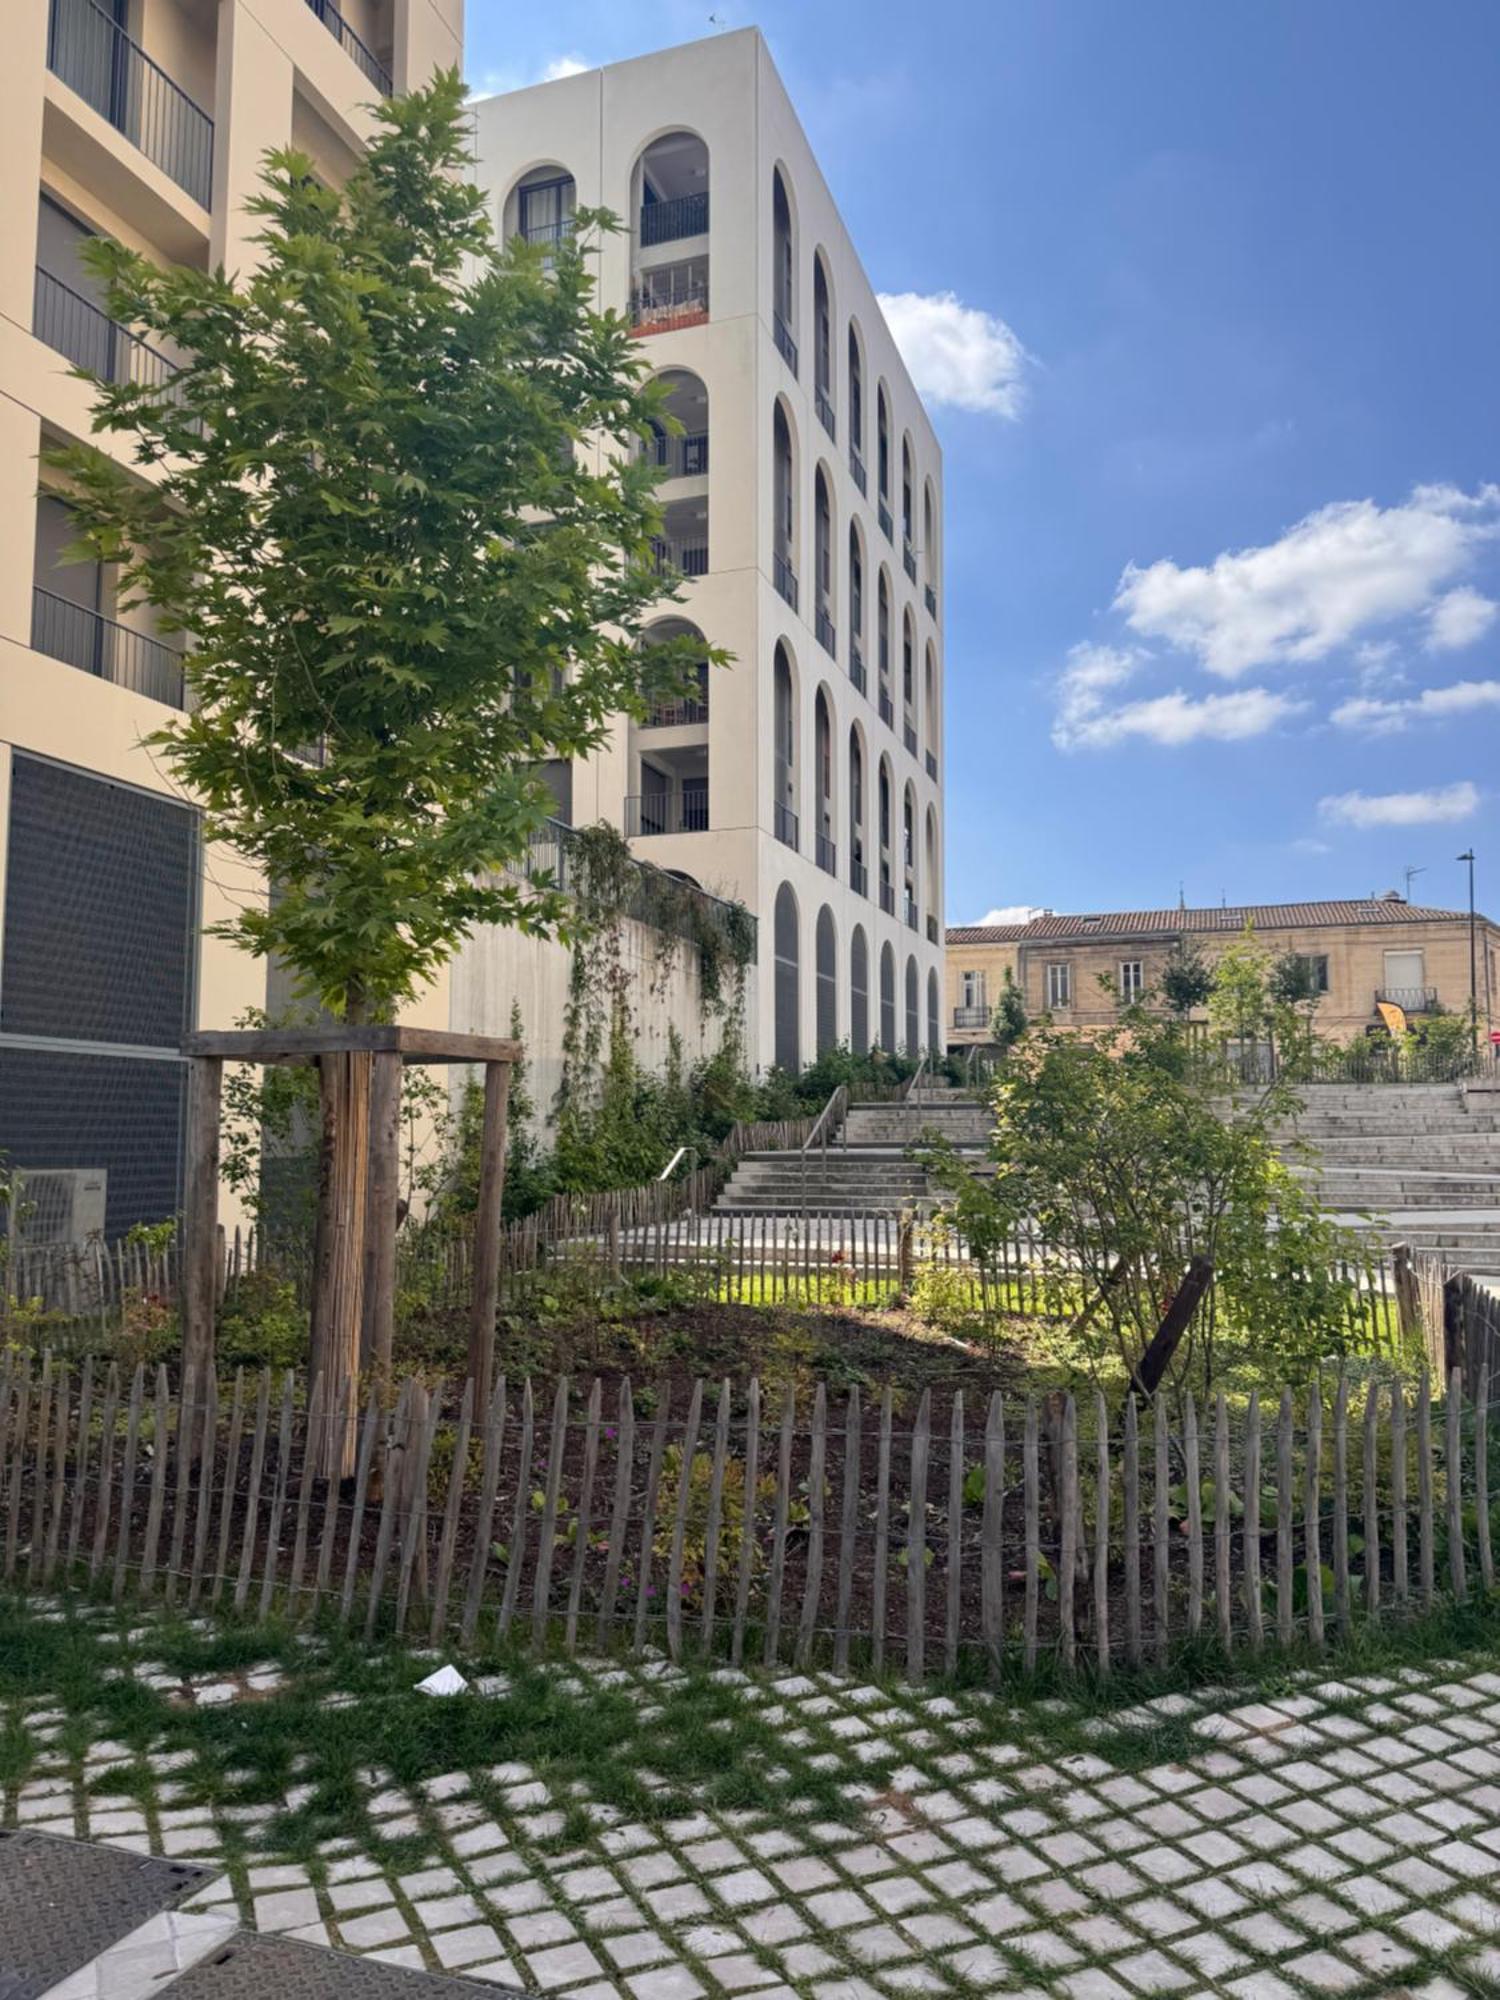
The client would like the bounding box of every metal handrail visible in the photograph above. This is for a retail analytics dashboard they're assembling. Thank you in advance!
[902,1050,929,1102]
[48,0,214,208]
[304,0,392,94]
[657,1145,696,1182]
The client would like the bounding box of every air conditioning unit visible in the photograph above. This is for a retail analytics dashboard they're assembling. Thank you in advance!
[8,1168,108,1250]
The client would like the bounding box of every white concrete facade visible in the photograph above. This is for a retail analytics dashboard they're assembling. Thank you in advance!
[471,29,947,1076]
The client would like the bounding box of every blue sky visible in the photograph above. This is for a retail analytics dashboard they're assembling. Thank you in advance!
[466,1,1500,926]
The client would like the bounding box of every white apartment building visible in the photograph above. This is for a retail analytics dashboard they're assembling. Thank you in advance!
[0,0,461,1237]
[470,28,947,1076]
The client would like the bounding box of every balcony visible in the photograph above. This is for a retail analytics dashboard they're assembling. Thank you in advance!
[904,894,919,932]
[878,686,894,728]
[521,217,575,249]
[625,790,709,836]
[925,748,938,781]
[650,536,709,578]
[925,582,937,617]
[926,914,939,945]
[304,0,392,95]
[34,266,181,399]
[816,606,836,658]
[849,445,867,496]
[849,638,867,695]
[640,191,709,246]
[903,540,918,583]
[851,858,869,898]
[32,585,185,709]
[1376,986,1440,1014]
[48,0,214,210]
[773,312,799,375]
[815,385,836,441]
[879,880,897,917]
[527,814,753,961]
[630,261,709,336]
[903,719,918,756]
[878,498,893,542]
[643,692,709,729]
[652,431,709,479]
[773,550,798,612]
[953,1005,991,1030]
[816,831,837,876]
[774,801,799,851]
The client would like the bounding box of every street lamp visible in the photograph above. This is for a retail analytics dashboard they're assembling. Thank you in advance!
[1457,849,1477,1055]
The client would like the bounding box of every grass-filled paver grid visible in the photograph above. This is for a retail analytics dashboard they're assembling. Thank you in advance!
[3,1596,1500,1998]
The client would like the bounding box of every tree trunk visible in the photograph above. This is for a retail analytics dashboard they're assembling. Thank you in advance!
[310,1049,372,1477]
[1132,1255,1215,1399]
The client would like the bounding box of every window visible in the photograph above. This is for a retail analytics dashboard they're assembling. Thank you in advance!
[1289,953,1330,994]
[1119,960,1143,1003]
[961,970,986,1010]
[1046,961,1072,1009]
[1383,949,1425,1001]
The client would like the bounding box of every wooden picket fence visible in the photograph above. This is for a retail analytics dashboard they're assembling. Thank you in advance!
[1,1350,1493,1676]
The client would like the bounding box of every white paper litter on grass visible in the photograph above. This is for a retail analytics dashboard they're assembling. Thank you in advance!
[415,1664,469,1697]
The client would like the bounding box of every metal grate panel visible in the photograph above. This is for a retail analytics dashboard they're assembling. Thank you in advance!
[0,1829,213,1999]
[0,1045,186,1238]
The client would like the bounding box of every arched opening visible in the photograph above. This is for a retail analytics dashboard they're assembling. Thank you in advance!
[814,465,835,656]
[903,781,918,930]
[628,617,710,835]
[901,435,916,576]
[927,966,941,1056]
[848,724,867,897]
[505,163,576,251]
[902,609,916,746]
[774,882,800,1073]
[851,924,870,1054]
[814,686,835,875]
[877,568,893,725]
[878,754,894,915]
[772,166,797,372]
[924,804,939,938]
[847,520,867,692]
[773,400,797,609]
[924,640,938,767]
[923,477,938,612]
[630,130,710,334]
[773,640,798,851]
[647,368,709,577]
[876,383,892,537]
[815,906,837,1055]
[905,955,920,1057]
[847,321,866,491]
[813,253,835,436]
[880,941,897,1054]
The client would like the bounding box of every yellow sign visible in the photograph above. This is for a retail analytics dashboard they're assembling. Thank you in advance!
[1377,1001,1407,1039]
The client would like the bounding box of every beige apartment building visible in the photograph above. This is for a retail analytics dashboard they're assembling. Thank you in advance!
[0,0,460,1239]
[469,30,948,1077]
[947,898,1500,1048]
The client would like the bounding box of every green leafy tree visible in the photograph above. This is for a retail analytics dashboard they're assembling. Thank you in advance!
[1160,936,1216,1017]
[1206,924,1272,1078]
[991,969,1028,1052]
[1268,951,1325,1078]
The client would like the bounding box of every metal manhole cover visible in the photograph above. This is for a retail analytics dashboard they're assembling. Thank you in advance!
[164,1931,528,1997]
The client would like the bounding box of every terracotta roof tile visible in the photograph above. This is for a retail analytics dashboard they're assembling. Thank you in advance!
[948,899,1490,948]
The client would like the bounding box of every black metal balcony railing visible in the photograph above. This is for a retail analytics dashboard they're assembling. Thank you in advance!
[878,686,895,728]
[816,831,837,876]
[653,431,709,478]
[953,1005,991,1030]
[879,880,897,917]
[815,605,836,657]
[849,444,867,496]
[925,582,937,617]
[773,550,798,612]
[773,311,799,375]
[904,894,919,933]
[774,801,799,851]
[521,217,575,249]
[643,693,709,729]
[625,791,709,836]
[925,748,938,781]
[926,914,939,945]
[815,385,836,440]
[903,541,918,583]
[849,638,867,695]
[630,266,710,335]
[903,719,918,756]
[32,585,185,709]
[640,191,709,247]
[851,857,869,898]
[878,498,893,541]
[1376,986,1440,1014]
[650,538,709,578]
[34,266,181,400]
[48,0,214,209]
[304,0,392,95]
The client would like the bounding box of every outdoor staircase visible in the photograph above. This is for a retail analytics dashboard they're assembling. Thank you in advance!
[712,1078,992,1218]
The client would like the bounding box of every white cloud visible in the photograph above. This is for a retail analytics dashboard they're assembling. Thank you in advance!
[967,905,1049,928]
[1113,485,1500,678]
[876,290,1028,418]
[467,55,590,97]
[1427,585,1498,651]
[1051,643,1304,749]
[1331,679,1500,735]
[1318,781,1480,830]
[540,55,589,80]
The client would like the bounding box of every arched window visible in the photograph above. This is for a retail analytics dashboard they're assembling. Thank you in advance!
[816,906,837,1055]
[848,724,867,896]
[813,254,835,437]
[877,569,892,718]
[927,967,941,1056]
[876,385,892,535]
[924,641,937,762]
[880,941,896,1054]
[905,955,920,1058]
[902,610,915,719]
[647,369,710,576]
[901,436,915,569]
[506,163,576,250]
[773,641,797,850]
[814,466,835,655]
[847,323,867,491]
[774,882,800,1073]
[925,805,939,929]
[851,924,870,1054]
[814,687,835,874]
[923,477,938,610]
[772,167,797,372]
[848,520,866,689]
[773,401,797,607]
[648,368,710,480]
[630,130,710,333]
[878,755,894,912]
[903,782,918,928]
